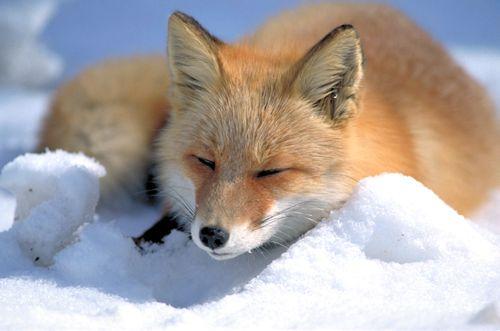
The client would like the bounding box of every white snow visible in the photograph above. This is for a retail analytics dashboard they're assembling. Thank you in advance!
[0,48,498,329]
[0,151,105,266]
[0,188,16,232]
[0,151,499,329]
[452,48,500,110]
[0,89,49,169]
[0,1,63,88]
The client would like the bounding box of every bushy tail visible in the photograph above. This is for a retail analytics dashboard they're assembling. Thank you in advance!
[38,56,170,206]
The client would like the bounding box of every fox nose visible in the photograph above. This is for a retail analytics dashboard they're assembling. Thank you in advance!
[199,226,229,250]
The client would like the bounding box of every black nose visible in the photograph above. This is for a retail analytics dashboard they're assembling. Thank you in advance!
[199,226,229,249]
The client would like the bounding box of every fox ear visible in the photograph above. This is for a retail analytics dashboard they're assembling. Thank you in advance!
[168,12,222,97]
[291,24,363,123]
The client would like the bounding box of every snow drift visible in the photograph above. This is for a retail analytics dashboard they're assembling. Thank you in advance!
[0,151,499,330]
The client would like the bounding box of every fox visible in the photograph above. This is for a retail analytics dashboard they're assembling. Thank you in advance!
[38,3,499,260]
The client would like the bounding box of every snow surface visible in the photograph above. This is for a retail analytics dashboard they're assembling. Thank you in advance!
[0,151,499,330]
[0,44,499,331]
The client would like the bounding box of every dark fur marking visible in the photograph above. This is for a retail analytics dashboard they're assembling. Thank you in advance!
[144,166,160,204]
[171,11,223,46]
[133,213,184,246]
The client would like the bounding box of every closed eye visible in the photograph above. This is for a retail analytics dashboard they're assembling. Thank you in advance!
[255,168,286,178]
[196,157,215,170]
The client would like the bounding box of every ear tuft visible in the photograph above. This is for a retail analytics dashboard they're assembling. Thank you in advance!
[168,11,222,97]
[291,24,364,124]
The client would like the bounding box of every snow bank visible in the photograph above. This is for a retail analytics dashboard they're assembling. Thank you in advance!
[0,151,499,329]
[184,175,500,329]
[0,0,62,87]
[0,150,105,265]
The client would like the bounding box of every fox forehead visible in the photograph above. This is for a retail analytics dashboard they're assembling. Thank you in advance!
[218,44,297,84]
[183,86,340,169]
[161,39,349,187]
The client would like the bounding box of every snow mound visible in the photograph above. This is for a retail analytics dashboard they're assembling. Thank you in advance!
[333,175,498,264]
[0,150,105,265]
[185,175,500,329]
[0,151,499,330]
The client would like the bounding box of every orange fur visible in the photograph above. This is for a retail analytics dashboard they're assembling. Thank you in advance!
[38,56,170,203]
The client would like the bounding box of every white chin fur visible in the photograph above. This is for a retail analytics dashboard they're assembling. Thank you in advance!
[207,252,241,261]
[190,217,206,252]
[191,198,330,260]
[163,167,196,217]
[190,218,252,260]
[264,197,332,245]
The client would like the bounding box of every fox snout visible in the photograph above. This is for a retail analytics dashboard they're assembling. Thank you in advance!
[187,194,332,260]
[189,191,278,260]
[199,226,229,250]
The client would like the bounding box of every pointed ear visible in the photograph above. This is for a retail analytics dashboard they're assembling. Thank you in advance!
[290,24,363,123]
[167,11,222,97]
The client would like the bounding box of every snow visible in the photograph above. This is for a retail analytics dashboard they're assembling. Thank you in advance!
[0,188,16,232]
[0,151,105,265]
[452,48,500,109]
[0,10,499,330]
[0,1,62,88]
[0,90,49,169]
[0,150,499,329]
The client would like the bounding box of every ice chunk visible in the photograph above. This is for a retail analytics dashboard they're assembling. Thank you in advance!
[0,150,105,265]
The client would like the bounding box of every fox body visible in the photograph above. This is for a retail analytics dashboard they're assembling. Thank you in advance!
[39,4,499,259]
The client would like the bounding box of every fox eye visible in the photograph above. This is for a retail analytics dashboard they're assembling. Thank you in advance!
[256,168,285,178]
[196,157,215,170]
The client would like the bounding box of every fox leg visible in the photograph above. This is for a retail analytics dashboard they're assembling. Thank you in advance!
[37,56,170,205]
[133,211,185,246]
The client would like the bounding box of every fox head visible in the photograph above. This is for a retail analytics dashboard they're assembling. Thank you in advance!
[156,12,364,260]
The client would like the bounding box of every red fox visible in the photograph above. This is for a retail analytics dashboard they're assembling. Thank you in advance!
[38,4,499,259]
